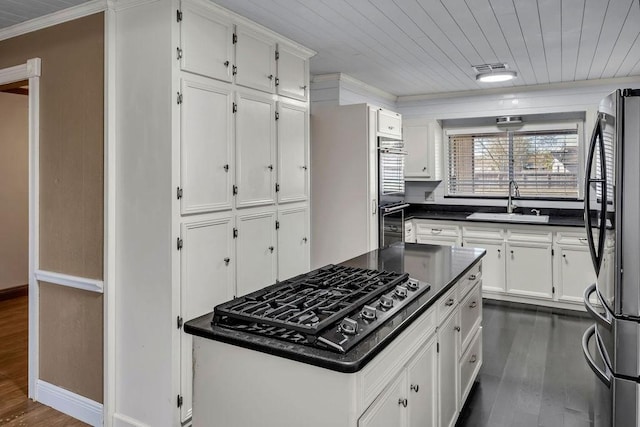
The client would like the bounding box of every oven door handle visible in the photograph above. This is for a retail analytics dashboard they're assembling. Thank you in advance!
[382,203,410,214]
[584,283,612,329]
[582,324,612,388]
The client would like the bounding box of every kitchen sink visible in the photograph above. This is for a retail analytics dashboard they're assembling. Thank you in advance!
[466,212,550,223]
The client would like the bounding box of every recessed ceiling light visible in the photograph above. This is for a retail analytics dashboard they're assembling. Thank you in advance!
[473,63,517,83]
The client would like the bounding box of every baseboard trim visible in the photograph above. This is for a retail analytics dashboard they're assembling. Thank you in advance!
[112,413,151,427]
[0,284,28,301]
[35,380,103,426]
[483,294,591,318]
[35,270,104,293]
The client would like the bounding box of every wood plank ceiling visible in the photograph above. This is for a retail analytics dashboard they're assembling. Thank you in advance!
[1,0,639,95]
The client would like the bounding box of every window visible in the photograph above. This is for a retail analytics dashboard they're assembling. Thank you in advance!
[447,128,579,198]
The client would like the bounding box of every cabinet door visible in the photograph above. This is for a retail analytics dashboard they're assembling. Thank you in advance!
[277,44,308,101]
[277,208,309,281]
[277,101,308,203]
[236,210,277,296]
[438,309,460,427]
[358,371,407,427]
[180,78,233,214]
[407,337,438,427]
[236,91,276,208]
[235,25,276,93]
[377,109,402,138]
[462,238,505,293]
[556,245,597,303]
[506,241,553,299]
[180,216,234,422]
[403,125,430,178]
[180,0,233,82]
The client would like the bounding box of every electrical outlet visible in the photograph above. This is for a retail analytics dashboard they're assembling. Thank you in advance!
[425,192,435,202]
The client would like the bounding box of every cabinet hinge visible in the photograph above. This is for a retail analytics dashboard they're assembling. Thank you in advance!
[176,9,182,22]
[275,111,279,120]
[275,183,280,192]
[437,342,440,353]
[177,92,183,105]
[233,33,238,44]
[552,248,555,256]
[232,102,237,113]
[275,50,279,61]
[176,47,183,60]
[176,187,183,200]
[232,185,238,195]
[177,394,183,408]
[232,64,237,76]
[275,220,280,230]
[177,316,183,329]
[177,237,183,250]
[275,77,280,87]
[233,227,238,239]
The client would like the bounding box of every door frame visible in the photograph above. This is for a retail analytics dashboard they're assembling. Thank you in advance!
[0,58,41,398]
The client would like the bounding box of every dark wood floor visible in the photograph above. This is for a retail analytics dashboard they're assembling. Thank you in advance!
[457,300,601,427]
[0,295,87,426]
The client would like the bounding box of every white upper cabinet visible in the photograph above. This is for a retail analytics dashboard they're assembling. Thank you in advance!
[277,208,309,281]
[180,78,233,214]
[235,25,277,93]
[277,101,308,203]
[404,119,441,180]
[179,0,234,82]
[276,44,309,101]
[236,210,277,297]
[377,108,402,139]
[235,90,276,208]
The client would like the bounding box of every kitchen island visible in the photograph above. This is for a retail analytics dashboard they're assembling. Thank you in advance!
[185,243,485,427]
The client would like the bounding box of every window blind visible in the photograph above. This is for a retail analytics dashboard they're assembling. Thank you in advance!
[447,129,579,198]
[380,140,405,195]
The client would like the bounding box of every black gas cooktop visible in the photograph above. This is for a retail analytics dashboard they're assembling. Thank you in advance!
[213,264,431,353]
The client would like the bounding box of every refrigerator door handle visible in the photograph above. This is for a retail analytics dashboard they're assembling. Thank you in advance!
[582,324,612,388]
[584,115,607,275]
[584,283,612,329]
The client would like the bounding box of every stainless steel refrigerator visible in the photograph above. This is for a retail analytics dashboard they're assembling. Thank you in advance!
[582,89,640,427]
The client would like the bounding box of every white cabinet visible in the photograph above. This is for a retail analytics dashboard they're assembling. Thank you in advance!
[415,220,462,247]
[554,231,597,303]
[235,90,276,208]
[506,232,553,299]
[438,308,460,427]
[460,327,482,404]
[277,101,308,203]
[403,119,441,180]
[179,0,234,82]
[277,44,309,101]
[180,78,233,214]
[235,25,276,93]
[407,337,438,427]
[277,207,309,281]
[236,209,277,297]
[377,108,402,138]
[179,215,234,422]
[462,226,505,294]
[404,220,415,243]
[358,372,407,427]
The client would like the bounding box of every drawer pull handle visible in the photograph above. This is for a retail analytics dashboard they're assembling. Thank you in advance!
[410,384,419,393]
[268,246,274,253]
[468,274,477,281]
[454,326,461,332]
[469,301,477,308]
[224,257,230,266]
[445,298,455,306]
[398,398,408,407]
[497,248,501,254]
[470,354,477,363]
[579,238,588,242]
[431,228,443,233]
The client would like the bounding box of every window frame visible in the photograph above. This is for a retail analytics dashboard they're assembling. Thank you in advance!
[444,120,585,201]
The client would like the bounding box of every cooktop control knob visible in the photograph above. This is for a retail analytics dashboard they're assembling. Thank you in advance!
[339,317,358,335]
[379,295,394,310]
[394,285,408,299]
[361,305,377,321]
[406,279,419,291]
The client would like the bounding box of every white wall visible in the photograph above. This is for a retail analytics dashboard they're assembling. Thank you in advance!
[0,91,28,290]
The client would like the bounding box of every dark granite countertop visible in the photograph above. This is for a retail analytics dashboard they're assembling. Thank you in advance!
[184,243,485,373]
[405,204,585,227]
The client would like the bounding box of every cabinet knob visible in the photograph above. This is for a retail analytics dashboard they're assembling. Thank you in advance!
[410,384,419,393]
[398,398,408,408]
[422,167,427,172]
[563,254,567,258]
[510,250,514,255]
[497,249,501,254]
[224,60,230,67]
[224,257,230,266]
[300,85,307,90]
[469,301,477,308]
[470,354,477,363]
[301,165,308,170]
[454,326,461,332]
[268,246,274,253]
[302,237,308,243]
[267,164,273,171]
[468,274,477,281]
[445,298,455,306]
[268,74,274,80]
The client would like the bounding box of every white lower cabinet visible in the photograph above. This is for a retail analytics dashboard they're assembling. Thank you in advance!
[407,337,438,427]
[462,237,505,293]
[438,308,460,427]
[277,207,309,281]
[415,221,462,247]
[358,371,407,427]
[554,231,597,303]
[506,239,553,299]
[236,209,277,296]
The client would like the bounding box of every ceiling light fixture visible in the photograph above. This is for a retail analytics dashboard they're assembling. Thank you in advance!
[473,63,517,83]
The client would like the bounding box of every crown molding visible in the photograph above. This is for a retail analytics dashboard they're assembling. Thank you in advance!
[0,0,107,42]
[312,73,398,103]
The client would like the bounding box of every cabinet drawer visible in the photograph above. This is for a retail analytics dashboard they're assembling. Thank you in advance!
[458,261,481,299]
[416,223,459,238]
[377,109,402,138]
[462,225,504,240]
[460,327,482,405]
[555,231,589,246]
[460,282,482,352]
[507,228,552,243]
[437,285,458,325]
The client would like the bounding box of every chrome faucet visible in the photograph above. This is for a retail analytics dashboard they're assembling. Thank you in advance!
[508,180,520,214]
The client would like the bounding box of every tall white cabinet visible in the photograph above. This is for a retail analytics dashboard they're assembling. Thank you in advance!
[114,0,314,425]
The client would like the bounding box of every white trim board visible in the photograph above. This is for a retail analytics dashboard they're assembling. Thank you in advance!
[35,270,104,293]
[312,73,398,103]
[112,413,151,427]
[0,0,107,42]
[36,380,104,427]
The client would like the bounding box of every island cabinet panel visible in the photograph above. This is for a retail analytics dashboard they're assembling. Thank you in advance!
[358,373,407,427]
[180,78,233,214]
[460,327,482,405]
[277,100,308,203]
[235,25,276,93]
[180,215,234,422]
[276,44,309,101]
[236,209,277,297]
[277,207,309,281]
[459,282,482,352]
[179,0,234,82]
[438,308,461,427]
[406,336,438,427]
[235,90,276,208]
